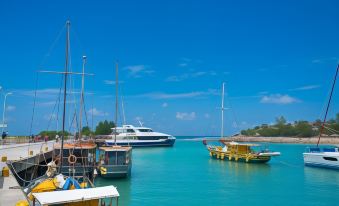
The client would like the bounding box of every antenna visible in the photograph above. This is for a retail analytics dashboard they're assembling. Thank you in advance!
[138,120,144,127]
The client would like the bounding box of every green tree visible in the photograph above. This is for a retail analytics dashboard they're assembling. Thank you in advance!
[38,130,70,139]
[275,116,286,127]
[81,126,93,136]
[294,121,315,137]
[95,120,115,135]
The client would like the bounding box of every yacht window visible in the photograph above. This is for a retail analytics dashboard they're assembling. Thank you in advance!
[126,129,135,133]
[323,157,338,161]
[138,129,152,132]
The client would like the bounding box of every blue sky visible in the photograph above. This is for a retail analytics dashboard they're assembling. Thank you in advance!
[0,0,339,136]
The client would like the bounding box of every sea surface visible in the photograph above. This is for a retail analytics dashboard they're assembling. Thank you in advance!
[95,137,339,206]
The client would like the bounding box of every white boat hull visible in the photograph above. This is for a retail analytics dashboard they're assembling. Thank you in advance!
[303,152,339,170]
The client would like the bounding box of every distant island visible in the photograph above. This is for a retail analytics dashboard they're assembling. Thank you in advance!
[233,114,339,144]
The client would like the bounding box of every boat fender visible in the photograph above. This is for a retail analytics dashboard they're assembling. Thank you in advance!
[53,174,66,188]
[62,178,72,190]
[15,200,29,206]
[70,177,82,189]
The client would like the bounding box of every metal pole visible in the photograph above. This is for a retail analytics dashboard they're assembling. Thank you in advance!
[114,62,118,145]
[221,82,225,139]
[79,56,87,140]
[2,92,12,135]
[60,20,70,172]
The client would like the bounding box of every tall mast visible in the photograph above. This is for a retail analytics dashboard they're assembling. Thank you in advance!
[121,95,126,125]
[60,20,70,172]
[79,56,87,140]
[317,65,339,146]
[221,82,225,139]
[114,62,119,145]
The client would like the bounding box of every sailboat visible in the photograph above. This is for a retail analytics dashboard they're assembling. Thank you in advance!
[98,62,132,178]
[203,82,280,163]
[303,65,339,170]
[17,20,120,206]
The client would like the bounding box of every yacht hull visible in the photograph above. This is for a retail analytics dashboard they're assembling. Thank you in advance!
[105,138,175,147]
[303,152,339,170]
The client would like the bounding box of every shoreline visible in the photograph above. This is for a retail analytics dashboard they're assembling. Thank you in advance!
[227,136,339,144]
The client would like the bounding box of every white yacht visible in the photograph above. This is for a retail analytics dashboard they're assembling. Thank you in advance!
[303,147,339,169]
[105,125,176,147]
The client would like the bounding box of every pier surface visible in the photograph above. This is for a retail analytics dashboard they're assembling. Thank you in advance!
[0,141,55,205]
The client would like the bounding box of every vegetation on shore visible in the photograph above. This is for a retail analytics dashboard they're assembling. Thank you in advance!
[241,114,339,137]
[38,120,116,139]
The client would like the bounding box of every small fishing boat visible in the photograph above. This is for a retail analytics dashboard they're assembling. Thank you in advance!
[303,65,339,170]
[98,146,132,178]
[203,82,280,163]
[207,141,280,163]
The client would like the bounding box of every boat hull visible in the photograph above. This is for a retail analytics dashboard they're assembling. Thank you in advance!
[210,152,271,163]
[303,152,339,170]
[208,146,272,163]
[99,165,132,178]
[105,138,176,147]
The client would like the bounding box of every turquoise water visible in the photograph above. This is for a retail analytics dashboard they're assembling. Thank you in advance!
[95,139,339,206]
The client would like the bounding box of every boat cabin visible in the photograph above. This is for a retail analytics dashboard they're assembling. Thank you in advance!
[53,142,96,180]
[98,146,132,178]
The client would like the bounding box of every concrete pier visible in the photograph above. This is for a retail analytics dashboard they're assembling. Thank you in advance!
[0,141,55,205]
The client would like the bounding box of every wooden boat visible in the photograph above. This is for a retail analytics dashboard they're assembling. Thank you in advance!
[98,146,132,178]
[207,141,280,163]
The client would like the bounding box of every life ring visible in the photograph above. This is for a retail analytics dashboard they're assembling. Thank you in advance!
[68,155,77,164]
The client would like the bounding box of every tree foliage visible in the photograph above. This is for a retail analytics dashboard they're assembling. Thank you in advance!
[240,114,339,138]
[95,120,115,135]
[81,126,93,136]
[38,131,70,139]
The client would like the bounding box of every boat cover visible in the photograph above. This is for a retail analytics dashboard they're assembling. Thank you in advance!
[32,186,119,205]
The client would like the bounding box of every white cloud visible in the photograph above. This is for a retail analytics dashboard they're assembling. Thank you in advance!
[104,80,115,85]
[312,57,339,64]
[260,94,299,104]
[6,105,15,112]
[136,89,218,99]
[104,80,124,85]
[289,85,320,91]
[176,112,196,121]
[124,65,154,78]
[162,103,168,108]
[166,71,216,82]
[178,63,188,67]
[87,108,109,117]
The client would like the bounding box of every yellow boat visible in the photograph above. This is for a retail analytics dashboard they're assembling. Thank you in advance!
[206,141,280,163]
